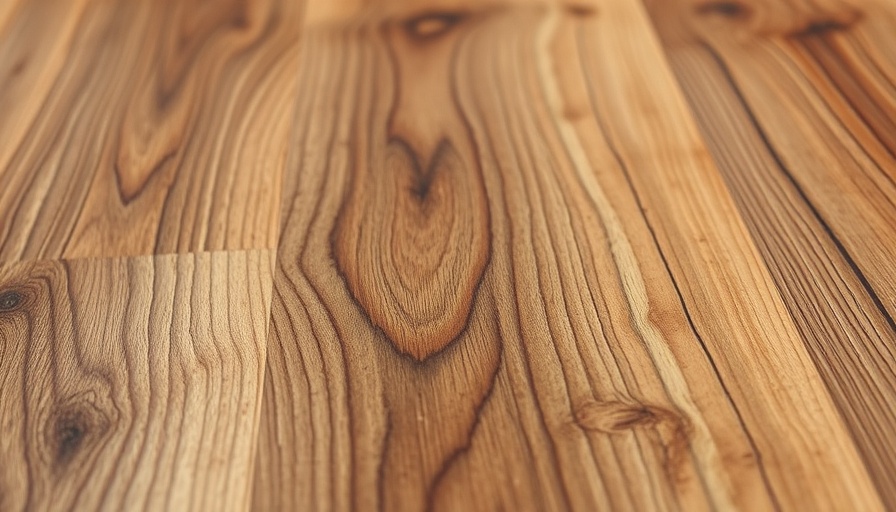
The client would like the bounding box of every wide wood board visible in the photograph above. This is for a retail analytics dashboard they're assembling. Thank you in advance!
[0,0,893,509]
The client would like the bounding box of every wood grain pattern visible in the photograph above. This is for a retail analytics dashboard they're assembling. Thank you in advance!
[644,0,896,505]
[0,251,273,511]
[331,9,492,358]
[253,0,883,509]
[2,0,894,509]
[0,0,301,263]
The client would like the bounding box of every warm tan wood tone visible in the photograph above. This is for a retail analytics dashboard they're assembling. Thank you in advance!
[2,0,895,509]
[644,0,896,505]
[0,251,273,511]
[0,0,301,263]
[253,0,883,509]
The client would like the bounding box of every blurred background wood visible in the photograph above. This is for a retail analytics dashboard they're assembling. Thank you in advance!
[0,0,301,263]
[644,0,896,505]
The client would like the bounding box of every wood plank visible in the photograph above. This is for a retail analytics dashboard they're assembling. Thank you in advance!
[253,0,882,509]
[0,251,273,511]
[0,0,301,263]
[643,0,896,505]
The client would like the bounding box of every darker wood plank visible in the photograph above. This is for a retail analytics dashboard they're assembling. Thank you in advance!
[643,0,896,505]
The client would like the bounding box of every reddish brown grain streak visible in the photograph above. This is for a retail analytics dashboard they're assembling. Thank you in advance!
[795,36,896,163]
[112,149,179,205]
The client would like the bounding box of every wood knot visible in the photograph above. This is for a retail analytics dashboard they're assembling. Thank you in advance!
[574,400,664,433]
[231,12,249,30]
[573,400,690,437]
[695,1,750,20]
[10,58,27,78]
[410,172,436,201]
[0,290,24,312]
[790,18,854,38]
[566,3,596,18]
[55,417,86,462]
[47,398,110,467]
[402,11,468,41]
[573,400,693,473]
[404,138,448,203]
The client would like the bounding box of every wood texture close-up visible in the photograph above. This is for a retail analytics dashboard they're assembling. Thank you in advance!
[0,0,894,510]
[0,0,301,263]
[0,251,274,511]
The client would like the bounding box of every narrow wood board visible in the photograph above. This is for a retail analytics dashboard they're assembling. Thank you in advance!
[643,0,896,505]
[0,0,301,263]
[253,0,883,509]
[0,251,273,511]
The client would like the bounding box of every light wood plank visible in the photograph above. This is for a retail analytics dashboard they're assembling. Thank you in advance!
[0,0,302,263]
[0,251,273,511]
[643,0,896,505]
[253,0,882,509]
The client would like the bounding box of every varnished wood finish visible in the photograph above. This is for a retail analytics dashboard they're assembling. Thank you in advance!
[0,251,273,511]
[644,0,896,505]
[0,0,301,263]
[1,0,895,509]
[253,0,883,509]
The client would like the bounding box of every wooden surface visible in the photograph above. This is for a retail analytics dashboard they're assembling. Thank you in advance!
[0,251,274,511]
[0,0,300,263]
[0,0,894,510]
[643,0,896,506]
